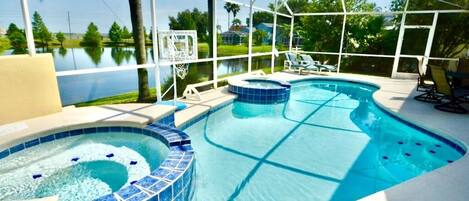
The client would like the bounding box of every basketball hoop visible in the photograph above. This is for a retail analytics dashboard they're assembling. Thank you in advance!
[158,30,198,80]
[174,63,189,79]
[157,30,198,104]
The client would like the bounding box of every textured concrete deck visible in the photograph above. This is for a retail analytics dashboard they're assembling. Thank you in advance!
[0,104,175,150]
[268,72,469,201]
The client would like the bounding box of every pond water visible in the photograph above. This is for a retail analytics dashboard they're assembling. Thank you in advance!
[3,47,275,105]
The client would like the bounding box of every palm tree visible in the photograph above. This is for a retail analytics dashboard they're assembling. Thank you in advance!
[128,0,151,102]
[231,4,240,25]
[224,2,233,30]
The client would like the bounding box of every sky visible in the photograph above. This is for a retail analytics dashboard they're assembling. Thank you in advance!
[0,0,393,34]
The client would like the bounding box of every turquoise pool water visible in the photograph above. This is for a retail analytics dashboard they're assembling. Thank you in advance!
[0,131,169,201]
[246,80,283,89]
[184,80,464,201]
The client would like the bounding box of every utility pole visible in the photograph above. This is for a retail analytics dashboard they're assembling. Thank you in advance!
[67,11,72,39]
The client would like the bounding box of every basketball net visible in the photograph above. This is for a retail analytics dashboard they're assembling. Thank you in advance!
[169,33,190,79]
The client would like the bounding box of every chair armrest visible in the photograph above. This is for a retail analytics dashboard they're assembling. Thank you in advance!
[299,61,310,65]
[284,61,292,69]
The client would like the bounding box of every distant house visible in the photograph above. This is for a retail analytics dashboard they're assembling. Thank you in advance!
[221,23,298,46]
[221,31,247,45]
[254,23,294,45]
[0,27,6,36]
[221,25,255,45]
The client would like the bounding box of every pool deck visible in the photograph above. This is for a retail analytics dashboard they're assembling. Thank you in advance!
[0,71,468,201]
[179,71,469,201]
[0,104,175,150]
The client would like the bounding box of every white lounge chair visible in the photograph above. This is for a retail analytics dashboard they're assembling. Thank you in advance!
[299,54,337,72]
[284,52,319,74]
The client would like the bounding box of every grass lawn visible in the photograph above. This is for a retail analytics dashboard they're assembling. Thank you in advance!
[75,65,284,107]
[198,43,272,56]
[0,37,11,54]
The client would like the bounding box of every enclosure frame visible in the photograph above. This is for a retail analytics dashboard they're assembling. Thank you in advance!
[14,0,469,102]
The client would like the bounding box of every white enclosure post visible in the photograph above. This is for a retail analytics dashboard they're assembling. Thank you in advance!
[423,12,439,68]
[20,0,36,56]
[150,0,162,102]
[391,0,410,78]
[270,0,278,73]
[337,0,347,73]
[247,0,255,72]
[211,0,218,88]
[289,16,294,51]
[337,14,346,74]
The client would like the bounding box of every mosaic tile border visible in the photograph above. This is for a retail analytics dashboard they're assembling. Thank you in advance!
[228,79,291,104]
[0,123,194,201]
[157,112,176,128]
[290,78,466,155]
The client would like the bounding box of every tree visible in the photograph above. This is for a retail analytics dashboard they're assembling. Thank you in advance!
[109,22,123,44]
[168,9,209,42]
[224,2,233,29]
[252,11,273,27]
[232,18,242,31]
[8,31,27,50]
[122,26,132,42]
[129,0,151,102]
[231,4,240,23]
[253,30,267,46]
[6,23,26,51]
[56,32,65,47]
[6,23,21,36]
[32,11,52,47]
[82,22,102,47]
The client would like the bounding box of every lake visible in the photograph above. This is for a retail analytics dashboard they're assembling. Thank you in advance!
[4,47,275,105]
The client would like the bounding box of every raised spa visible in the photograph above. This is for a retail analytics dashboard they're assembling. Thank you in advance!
[0,124,194,201]
[228,78,291,104]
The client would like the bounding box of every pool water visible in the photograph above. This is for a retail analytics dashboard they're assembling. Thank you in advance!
[246,80,282,89]
[0,131,169,201]
[184,80,464,201]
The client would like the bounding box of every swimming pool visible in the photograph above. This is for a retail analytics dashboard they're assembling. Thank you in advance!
[0,124,194,201]
[183,79,465,201]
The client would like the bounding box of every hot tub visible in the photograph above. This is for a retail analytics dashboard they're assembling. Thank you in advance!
[228,78,291,104]
[0,124,194,201]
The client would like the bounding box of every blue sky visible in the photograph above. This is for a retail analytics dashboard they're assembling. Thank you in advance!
[0,0,392,34]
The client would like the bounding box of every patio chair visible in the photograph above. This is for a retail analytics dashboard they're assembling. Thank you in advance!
[414,56,441,103]
[284,52,318,74]
[429,65,469,114]
[299,54,337,72]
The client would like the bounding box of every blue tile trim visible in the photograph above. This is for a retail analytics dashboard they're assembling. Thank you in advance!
[229,78,291,104]
[1,124,195,201]
[157,113,176,128]
[0,149,9,160]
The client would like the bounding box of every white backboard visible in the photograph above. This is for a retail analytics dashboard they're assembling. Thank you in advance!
[158,30,198,62]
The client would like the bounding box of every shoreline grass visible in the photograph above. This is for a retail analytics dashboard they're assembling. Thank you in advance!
[74,66,283,107]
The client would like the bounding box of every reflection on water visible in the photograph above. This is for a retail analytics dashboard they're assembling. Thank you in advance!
[6,47,272,105]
